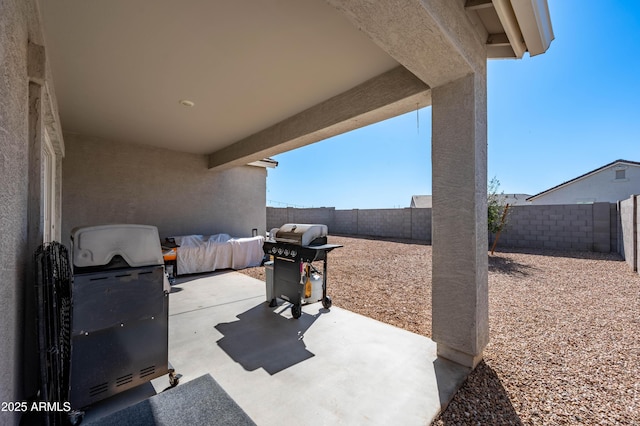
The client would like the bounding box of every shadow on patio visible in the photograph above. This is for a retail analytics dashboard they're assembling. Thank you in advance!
[215,303,323,375]
[81,270,470,425]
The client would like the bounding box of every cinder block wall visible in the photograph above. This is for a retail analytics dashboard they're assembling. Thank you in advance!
[267,207,336,232]
[496,203,614,252]
[267,208,290,232]
[610,203,619,255]
[411,207,432,241]
[357,209,412,239]
[290,207,335,229]
[334,209,358,234]
[268,207,432,241]
[268,204,616,252]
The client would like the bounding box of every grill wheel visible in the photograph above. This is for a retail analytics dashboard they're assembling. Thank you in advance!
[291,305,302,319]
[322,296,332,309]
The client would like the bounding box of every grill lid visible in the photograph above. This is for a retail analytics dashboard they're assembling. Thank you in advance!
[71,224,164,268]
[275,224,328,246]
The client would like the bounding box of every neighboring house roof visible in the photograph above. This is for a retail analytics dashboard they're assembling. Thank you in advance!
[410,195,432,208]
[527,159,640,201]
[497,194,532,205]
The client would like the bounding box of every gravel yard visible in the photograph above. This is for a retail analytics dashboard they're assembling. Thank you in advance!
[238,235,640,425]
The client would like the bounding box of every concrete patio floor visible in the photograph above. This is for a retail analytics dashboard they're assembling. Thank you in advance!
[82,270,469,425]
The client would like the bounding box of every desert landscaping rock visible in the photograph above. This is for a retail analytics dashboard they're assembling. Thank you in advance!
[239,235,640,424]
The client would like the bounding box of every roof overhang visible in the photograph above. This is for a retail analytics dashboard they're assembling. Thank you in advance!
[465,0,554,59]
[38,0,553,171]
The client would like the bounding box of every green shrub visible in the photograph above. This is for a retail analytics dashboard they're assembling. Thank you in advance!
[488,177,508,234]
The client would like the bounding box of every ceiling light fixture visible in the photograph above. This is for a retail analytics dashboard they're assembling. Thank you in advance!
[179,99,195,107]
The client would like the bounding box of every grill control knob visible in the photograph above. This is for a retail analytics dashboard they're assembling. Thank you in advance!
[271,247,277,254]
[277,248,283,255]
[284,249,290,256]
[291,250,297,257]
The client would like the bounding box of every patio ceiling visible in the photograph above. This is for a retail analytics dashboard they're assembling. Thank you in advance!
[39,0,552,169]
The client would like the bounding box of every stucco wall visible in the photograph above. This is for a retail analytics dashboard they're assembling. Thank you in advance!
[0,0,50,421]
[637,199,640,273]
[530,164,640,205]
[0,2,30,417]
[62,134,268,246]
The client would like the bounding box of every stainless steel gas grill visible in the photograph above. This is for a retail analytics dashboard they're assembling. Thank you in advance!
[69,224,177,410]
[263,224,342,319]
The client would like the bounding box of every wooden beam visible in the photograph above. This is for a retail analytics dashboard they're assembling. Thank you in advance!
[207,66,430,171]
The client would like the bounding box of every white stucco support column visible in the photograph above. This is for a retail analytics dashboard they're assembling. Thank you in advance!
[431,70,488,369]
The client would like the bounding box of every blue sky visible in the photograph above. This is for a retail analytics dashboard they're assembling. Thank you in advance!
[267,1,640,209]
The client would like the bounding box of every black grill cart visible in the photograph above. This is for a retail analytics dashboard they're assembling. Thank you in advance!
[69,225,177,409]
[262,224,342,319]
